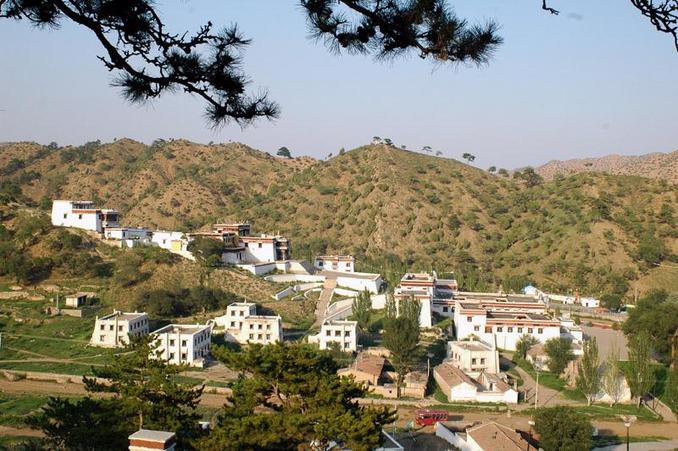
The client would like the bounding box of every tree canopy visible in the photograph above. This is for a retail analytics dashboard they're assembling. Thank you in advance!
[203,342,396,450]
[3,1,674,126]
[623,289,678,362]
[533,406,593,451]
[544,337,574,375]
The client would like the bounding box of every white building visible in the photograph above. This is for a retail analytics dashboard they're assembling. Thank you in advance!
[435,421,531,451]
[214,302,282,345]
[434,362,518,404]
[91,311,149,348]
[309,320,358,352]
[314,255,355,273]
[104,227,153,247]
[454,300,560,351]
[65,292,89,308]
[152,324,212,368]
[151,231,191,252]
[393,272,458,328]
[51,200,120,233]
[446,339,500,375]
[580,297,601,308]
[191,223,290,265]
[128,429,176,451]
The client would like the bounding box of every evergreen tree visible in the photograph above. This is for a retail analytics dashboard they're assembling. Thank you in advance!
[382,297,421,397]
[626,330,655,407]
[664,367,678,414]
[534,406,593,451]
[576,338,600,406]
[384,291,397,320]
[201,342,396,450]
[276,146,292,158]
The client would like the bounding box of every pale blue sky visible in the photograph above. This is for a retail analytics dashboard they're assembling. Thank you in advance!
[1,0,677,169]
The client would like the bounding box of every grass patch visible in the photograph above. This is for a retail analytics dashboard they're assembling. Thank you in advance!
[0,393,50,427]
[592,435,668,447]
[518,403,661,422]
[0,361,95,376]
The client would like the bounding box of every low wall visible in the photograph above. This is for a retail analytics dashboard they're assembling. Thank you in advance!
[272,282,324,300]
[272,286,296,301]
[265,274,325,283]
[336,274,382,294]
[60,307,98,318]
[435,423,470,451]
[238,262,277,276]
[334,287,359,297]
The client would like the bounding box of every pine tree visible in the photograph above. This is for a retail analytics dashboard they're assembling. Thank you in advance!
[201,342,396,450]
[576,338,600,406]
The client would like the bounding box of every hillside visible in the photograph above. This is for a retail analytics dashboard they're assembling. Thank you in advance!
[1,140,677,299]
[536,150,678,183]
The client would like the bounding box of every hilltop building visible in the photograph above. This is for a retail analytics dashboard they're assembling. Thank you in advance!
[151,324,212,368]
[51,200,120,233]
[214,302,283,345]
[91,311,149,348]
[308,320,358,352]
[314,255,355,273]
[191,223,290,264]
[151,230,191,252]
[104,227,153,247]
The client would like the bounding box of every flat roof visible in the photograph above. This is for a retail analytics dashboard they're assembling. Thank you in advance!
[228,302,256,307]
[152,324,210,334]
[100,311,146,321]
[323,320,357,327]
[128,429,175,442]
[401,273,435,282]
[449,340,493,352]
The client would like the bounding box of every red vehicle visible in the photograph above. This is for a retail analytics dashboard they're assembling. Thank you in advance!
[414,409,448,426]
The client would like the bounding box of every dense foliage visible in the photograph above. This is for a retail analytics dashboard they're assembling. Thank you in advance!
[533,406,593,451]
[623,290,678,362]
[203,342,396,450]
[135,286,243,317]
[544,337,574,375]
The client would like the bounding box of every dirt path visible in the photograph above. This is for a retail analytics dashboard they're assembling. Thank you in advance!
[313,278,336,327]
[0,426,45,438]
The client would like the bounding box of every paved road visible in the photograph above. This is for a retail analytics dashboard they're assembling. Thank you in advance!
[593,440,678,451]
[313,278,336,327]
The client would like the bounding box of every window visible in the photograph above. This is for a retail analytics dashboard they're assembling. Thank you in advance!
[99,335,105,342]
[181,340,187,347]
[442,307,448,313]
[480,358,486,364]
[100,325,105,331]
[474,326,480,332]
[344,342,350,349]
[181,353,186,360]
[170,339,175,346]
[249,334,254,339]
[230,321,236,327]
[507,327,513,333]
[258,324,262,330]
[326,330,331,336]
[335,331,341,337]
[118,325,123,332]
[497,327,503,332]
[169,353,175,359]
[472,358,477,365]
[250,324,254,329]
[266,334,271,340]
[538,328,543,334]
[467,317,472,322]
[528,328,533,333]
[258,334,262,340]
[485,326,492,333]
[258,243,262,248]
[78,214,82,219]
[63,213,67,219]
[266,324,271,330]
[517,327,523,333]
[239,311,244,316]
[345,331,351,337]
[109,325,114,331]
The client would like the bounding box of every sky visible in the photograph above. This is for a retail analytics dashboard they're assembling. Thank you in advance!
[0,0,677,169]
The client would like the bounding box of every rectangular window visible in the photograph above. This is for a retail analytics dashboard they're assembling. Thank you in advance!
[118,325,123,332]
[474,325,480,332]
[266,324,271,330]
[507,327,513,333]
[250,324,254,329]
[230,321,236,327]
[181,353,186,360]
[345,331,351,337]
[266,334,271,340]
[63,213,67,219]
[249,334,254,339]
[258,324,262,330]
[169,353,175,359]
[99,335,105,342]
[258,334,262,339]
[480,358,486,364]
[528,328,533,333]
[326,330,331,336]
[181,340,187,347]
[497,327,503,332]
[78,214,82,219]
[472,358,477,365]
[517,327,523,333]
[442,307,448,312]
[109,325,114,331]
[538,328,543,334]
[335,331,341,337]
[485,326,492,333]
[100,324,105,330]
[170,339,175,346]
[467,317,472,322]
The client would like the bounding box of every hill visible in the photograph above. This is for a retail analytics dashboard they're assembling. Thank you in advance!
[1,140,676,300]
[536,150,678,184]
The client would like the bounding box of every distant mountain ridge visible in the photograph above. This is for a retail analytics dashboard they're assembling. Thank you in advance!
[1,139,676,299]
[536,150,678,183]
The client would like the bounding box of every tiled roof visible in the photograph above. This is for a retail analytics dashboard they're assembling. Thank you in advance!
[467,422,529,451]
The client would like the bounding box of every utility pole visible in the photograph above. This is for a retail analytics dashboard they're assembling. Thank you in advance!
[534,370,539,411]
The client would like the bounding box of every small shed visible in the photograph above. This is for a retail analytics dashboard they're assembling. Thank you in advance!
[65,292,88,308]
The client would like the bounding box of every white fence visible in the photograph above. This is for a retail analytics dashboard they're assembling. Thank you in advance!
[271,282,324,301]
[265,274,326,283]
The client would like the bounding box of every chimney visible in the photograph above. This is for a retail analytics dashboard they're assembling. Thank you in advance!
[128,429,176,451]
